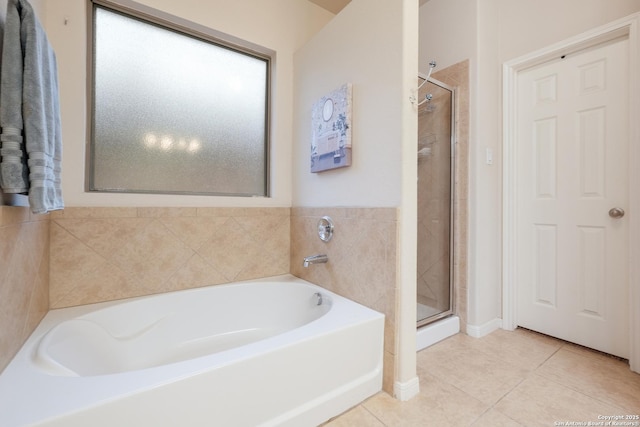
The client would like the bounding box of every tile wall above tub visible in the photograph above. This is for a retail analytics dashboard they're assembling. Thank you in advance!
[0,206,49,373]
[49,207,291,308]
[290,207,398,393]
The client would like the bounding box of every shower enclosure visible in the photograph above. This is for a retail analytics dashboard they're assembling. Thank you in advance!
[416,75,455,327]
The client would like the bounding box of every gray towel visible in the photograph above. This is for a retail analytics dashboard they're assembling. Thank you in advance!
[0,0,63,214]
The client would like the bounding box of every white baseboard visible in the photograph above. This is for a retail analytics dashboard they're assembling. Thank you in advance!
[393,376,419,401]
[416,316,460,351]
[466,318,502,338]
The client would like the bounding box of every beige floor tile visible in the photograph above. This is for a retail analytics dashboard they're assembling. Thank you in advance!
[417,335,530,405]
[321,405,385,427]
[329,330,640,426]
[536,347,640,412]
[465,328,563,371]
[470,409,524,427]
[363,374,489,427]
[494,374,626,426]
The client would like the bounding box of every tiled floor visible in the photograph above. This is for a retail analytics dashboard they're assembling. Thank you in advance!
[324,328,640,426]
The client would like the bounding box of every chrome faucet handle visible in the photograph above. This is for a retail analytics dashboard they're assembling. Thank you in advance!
[317,216,334,242]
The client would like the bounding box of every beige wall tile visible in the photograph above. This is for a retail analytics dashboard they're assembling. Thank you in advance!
[49,221,111,306]
[196,207,290,217]
[54,217,151,260]
[197,217,265,281]
[158,216,228,251]
[291,207,397,393]
[0,206,30,226]
[160,254,228,293]
[50,207,138,219]
[107,219,195,289]
[24,254,49,337]
[382,347,399,395]
[136,207,197,217]
[0,207,49,373]
[0,223,21,282]
[50,207,291,308]
[53,260,136,307]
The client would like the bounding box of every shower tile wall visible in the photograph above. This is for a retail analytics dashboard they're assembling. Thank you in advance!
[432,60,470,332]
[49,207,290,308]
[0,207,49,372]
[290,207,397,393]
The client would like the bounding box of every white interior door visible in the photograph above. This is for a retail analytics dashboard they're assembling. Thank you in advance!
[516,36,630,358]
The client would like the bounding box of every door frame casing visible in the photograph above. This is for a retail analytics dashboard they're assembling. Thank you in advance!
[502,13,640,372]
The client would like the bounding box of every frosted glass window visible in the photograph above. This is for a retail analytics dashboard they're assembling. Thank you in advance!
[89,5,269,196]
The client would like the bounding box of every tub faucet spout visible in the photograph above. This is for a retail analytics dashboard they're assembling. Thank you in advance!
[303,254,328,268]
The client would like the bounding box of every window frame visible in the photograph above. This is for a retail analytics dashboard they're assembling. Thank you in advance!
[86,0,272,197]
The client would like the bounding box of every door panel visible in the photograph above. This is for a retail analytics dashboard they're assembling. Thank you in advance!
[516,37,629,358]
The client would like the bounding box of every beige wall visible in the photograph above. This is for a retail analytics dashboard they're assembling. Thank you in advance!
[418,0,477,73]
[293,0,408,208]
[497,0,640,59]
[0,208,49,372]
[479,0,640,327]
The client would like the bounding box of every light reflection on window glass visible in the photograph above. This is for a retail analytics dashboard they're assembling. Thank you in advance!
[90,5,269,196]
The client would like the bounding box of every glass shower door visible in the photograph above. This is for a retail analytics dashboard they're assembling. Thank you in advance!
[416,77,455,327]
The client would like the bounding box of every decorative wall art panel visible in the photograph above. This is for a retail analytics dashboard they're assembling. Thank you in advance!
[311,83,352,173]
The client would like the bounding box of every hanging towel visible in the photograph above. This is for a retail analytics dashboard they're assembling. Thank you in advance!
[0,0,63,214]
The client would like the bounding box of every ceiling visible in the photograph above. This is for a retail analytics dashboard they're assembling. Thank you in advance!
[308,0,351,14]
[309,0,430,15]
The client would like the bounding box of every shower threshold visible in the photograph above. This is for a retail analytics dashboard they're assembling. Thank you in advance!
[416,315,459,352]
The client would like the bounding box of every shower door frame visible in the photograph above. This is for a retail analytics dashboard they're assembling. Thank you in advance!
[416,75,457,328]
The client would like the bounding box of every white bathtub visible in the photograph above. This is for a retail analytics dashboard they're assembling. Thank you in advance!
[0,275,384,427]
